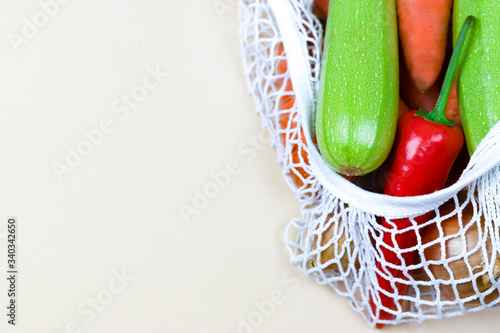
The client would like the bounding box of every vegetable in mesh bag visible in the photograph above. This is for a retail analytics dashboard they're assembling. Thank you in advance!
[422,202,500,307]
[454,0,500,154]
[315,0,399,177]
[370,16,473,328]
[239,0,500,327]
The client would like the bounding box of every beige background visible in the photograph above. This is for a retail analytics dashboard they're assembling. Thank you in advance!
[0,0,499,332]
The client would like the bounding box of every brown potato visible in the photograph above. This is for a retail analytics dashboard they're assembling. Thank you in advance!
[310,211,359,273]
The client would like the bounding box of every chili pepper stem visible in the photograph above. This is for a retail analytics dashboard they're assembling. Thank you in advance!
[415,16,475,126]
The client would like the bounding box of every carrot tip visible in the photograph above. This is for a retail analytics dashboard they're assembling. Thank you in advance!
[413,77,435,93]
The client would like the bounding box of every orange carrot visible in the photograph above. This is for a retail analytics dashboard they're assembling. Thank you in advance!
[397,0,452,92]
[399,55,460,126]
[313,0,329,19]
[400,56,440,110]
[277,44,311,189]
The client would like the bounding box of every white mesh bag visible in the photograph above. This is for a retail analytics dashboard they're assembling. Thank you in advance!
[238,0,500,328]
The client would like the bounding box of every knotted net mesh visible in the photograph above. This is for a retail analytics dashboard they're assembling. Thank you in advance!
[238,0,500,327]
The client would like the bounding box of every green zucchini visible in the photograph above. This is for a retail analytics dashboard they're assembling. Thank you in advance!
[454,1,500,154]
[316,0,399,176]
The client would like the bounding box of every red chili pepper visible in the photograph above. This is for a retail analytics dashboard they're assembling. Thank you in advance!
[370,16,474,328]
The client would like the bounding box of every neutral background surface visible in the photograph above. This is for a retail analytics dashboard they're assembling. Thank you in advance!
[0,1,499,332]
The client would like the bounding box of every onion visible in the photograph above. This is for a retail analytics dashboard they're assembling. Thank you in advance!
[309,210,359,273]
[421,204,500,307]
